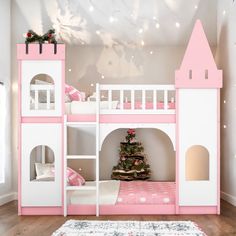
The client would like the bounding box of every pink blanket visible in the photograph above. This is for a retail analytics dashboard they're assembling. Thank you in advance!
[117,181,175,205]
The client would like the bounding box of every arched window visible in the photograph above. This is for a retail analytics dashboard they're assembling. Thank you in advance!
[30,145,55,181]
[30,74,55,110]
[185,145,209,181]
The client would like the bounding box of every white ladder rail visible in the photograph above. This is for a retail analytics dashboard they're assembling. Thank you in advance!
[63,115,67,217]
[96,83,100,217]
[63,114,99,217]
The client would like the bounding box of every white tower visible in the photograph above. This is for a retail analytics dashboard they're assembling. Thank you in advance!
[17,44,65,215]
[175,20,222,214]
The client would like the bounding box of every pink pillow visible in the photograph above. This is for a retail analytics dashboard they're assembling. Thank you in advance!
[66,167,85,186]
[65,84,85,101]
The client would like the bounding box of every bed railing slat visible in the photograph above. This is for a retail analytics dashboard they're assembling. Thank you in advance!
[131,90,135,110]
[142,90,146,110]
[120,90,124,110]
[108,90,112,110]
[153,90,157,110]
[164,90,168,110]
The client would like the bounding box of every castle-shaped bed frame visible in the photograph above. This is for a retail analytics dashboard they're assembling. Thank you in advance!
[17,20,222,216]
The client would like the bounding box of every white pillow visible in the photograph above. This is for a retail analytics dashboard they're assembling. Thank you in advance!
[35,163,54,180]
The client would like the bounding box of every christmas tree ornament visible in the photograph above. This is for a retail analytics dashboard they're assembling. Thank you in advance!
[111,129,151,181]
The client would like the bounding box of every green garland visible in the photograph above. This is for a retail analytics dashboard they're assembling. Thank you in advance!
[25,29,57,44]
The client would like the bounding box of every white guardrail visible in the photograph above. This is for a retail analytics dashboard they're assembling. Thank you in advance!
[29,83,176,115]
[97,84,175,115]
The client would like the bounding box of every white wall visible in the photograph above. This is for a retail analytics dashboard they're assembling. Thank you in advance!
[66,45,185,96]
[0,0,14,205]
[217,0,236,206]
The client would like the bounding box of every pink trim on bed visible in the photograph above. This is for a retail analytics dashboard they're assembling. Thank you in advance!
[67,204,176,215]
[67,114,96,122]
[61,59,65,213]
[175,89,179,214]
[17,44,65,60]
[21,117,63,123]
[67,114,176,123]
[100,114,176,123]
[21,207,62,215]
[175,71,222,88]
[217,89,220,214]
[119,102,175,110]
[179,206,217,214]
[117,181,175,205]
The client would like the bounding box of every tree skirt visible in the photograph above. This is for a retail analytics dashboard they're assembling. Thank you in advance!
[52,220,206,236]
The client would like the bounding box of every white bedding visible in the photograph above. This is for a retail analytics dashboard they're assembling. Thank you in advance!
[70,101,119,114]
[69,180,120,205]
[30,102,71,114]
[30,101,119,115]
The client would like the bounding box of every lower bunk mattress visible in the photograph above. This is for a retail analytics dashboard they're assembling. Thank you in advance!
[69,181,175,205]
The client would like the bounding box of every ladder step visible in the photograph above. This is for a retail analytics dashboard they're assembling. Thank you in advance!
[67,155,96,160]
[66,185,96,191]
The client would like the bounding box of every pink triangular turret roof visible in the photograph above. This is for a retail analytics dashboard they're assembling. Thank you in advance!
[175,20,222,88]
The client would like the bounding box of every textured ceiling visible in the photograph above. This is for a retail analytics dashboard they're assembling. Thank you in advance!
[16,0,217,46]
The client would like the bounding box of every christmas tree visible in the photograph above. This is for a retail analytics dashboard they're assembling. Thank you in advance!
[111,129,151,181]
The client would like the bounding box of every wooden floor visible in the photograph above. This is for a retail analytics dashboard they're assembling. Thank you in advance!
[0,201,236,236]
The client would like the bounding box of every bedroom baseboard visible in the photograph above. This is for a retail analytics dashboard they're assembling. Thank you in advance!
[0,192,17,206]
[221,191,236,206]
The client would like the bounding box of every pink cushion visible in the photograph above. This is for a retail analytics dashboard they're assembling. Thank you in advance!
[66,167,85,186]
[65,84,85,101]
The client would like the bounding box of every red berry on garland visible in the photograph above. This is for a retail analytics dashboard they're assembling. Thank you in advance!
[134,160,139,165]
[27,32,32,38]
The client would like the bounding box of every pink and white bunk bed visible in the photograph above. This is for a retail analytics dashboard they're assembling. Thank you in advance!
[17,20,222,216]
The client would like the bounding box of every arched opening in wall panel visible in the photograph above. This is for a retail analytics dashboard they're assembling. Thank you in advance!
[185,145,209,181]
[100,128,175,181]
[30,74,55,110]
[30,145,55,181]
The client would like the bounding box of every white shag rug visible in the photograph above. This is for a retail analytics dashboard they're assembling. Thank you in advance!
[52,220,206,236]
